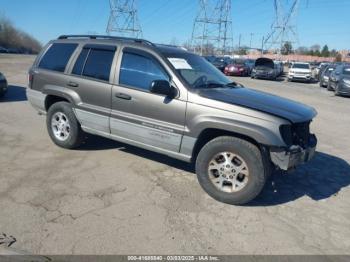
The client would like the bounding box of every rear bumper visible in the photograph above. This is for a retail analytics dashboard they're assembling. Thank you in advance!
[270,135,317,171]
[26,88,47,114]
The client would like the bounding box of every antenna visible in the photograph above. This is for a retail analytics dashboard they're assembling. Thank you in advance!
[191,0,234,56]
[264,0,300,53]
[106,0,143,38]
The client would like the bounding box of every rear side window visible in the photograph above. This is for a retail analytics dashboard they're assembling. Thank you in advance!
[72,47,115,82]
[119,52,169,91]
[39,43,78,72]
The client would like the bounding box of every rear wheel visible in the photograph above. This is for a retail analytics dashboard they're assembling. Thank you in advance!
[195,136,267,205]
[46,102,84,149]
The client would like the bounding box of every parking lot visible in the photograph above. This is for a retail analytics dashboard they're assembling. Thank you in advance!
[0,54,350,255]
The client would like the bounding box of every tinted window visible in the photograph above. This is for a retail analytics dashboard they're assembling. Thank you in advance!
[292,63,310,69]
[72,48,89,75]
[119,52,169,91]
[82,49,114,81]
[39,43,78,72]
[343,67,350,75]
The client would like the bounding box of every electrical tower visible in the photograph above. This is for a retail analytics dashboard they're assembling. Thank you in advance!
[106,0,143,38]
[191,0,234,56]
[264,0,300,53]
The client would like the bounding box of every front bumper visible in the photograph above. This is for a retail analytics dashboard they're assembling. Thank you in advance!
[288,74,312,81]
[270,135,317,171]
[337,82,350,96]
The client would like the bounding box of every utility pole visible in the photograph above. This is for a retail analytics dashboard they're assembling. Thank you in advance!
[249,33,254,49]
[264,0,300,54]
[238,34,242,50]
[191,0,234,56]
[106,0,143,38]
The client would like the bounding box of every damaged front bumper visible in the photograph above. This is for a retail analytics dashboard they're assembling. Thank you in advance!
[270,135,317,171]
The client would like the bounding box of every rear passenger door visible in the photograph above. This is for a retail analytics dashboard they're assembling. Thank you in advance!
[110,47,187,153]
[66,44,117,133]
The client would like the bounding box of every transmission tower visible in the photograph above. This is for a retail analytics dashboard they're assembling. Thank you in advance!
[191,0,234,56]
[264,0,300,52]
[106,0,143,38]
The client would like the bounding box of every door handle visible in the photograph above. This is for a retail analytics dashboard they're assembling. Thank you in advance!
[67,82,79,87]
[115,93,132,100]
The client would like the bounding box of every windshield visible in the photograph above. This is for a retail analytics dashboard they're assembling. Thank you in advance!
[166,53,232,89]
[292,63,310,69]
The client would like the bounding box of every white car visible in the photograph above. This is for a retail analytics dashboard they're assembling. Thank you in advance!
[288,62,312,82]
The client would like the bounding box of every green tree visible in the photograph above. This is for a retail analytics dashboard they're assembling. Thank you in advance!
[281,41,293,55]
[321,45,330,57]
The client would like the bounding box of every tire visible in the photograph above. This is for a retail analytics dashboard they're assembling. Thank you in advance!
[327,82,333,91]
[195,136,267,205]
[334,84,340,96]
[46,102,84,149]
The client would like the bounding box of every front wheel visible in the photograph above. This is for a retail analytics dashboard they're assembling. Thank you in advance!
[46,102,84,149]
[195,136,267,205]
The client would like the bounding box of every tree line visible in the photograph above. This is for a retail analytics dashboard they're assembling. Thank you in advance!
[0,16,42,54]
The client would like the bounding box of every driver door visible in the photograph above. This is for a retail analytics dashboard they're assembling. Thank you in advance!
[110,47,187,153]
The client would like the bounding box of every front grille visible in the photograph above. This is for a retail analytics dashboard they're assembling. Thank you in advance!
[280,122,311,148]
[291,122,311,147]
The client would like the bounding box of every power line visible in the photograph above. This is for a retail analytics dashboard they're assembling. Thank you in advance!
[191,0,234,55]
[106,0,143,38]
[264,0,300,53]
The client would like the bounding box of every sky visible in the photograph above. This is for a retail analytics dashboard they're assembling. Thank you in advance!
[0,0,349,50]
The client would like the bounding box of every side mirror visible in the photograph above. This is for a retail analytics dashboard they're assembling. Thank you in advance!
[150,80,177,98]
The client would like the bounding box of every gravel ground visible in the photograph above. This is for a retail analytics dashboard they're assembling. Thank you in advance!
[0,54,349,255]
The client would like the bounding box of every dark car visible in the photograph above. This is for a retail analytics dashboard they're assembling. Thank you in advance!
[319,65,336,88]
[203,55,216,63]
[328,64,350,96]
[0,46,9,53]
[0,72,8,97]
[251,58,277,80]
[224,59,250,76]
[315,63,330,81]
[212,57,232,72]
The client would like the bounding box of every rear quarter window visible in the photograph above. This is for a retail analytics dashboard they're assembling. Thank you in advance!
[38,43,78,72]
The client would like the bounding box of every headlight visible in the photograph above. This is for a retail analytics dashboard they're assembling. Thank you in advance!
[343,79,350,85]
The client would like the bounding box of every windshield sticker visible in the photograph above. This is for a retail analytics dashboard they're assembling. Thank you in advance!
[168,58,193,70]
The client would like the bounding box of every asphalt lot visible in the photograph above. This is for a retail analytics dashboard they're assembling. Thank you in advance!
[0,54,350,255]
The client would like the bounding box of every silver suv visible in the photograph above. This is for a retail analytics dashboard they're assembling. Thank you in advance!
[27,35,318,205]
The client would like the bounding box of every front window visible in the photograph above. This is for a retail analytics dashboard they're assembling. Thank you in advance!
[292,63,310,69]
[119,52,169,91]
[166,53,232,89]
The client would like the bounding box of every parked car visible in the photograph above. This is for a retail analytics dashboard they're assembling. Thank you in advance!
[27,35,318,205]
[288,62,312,82]
[274,61,284,76]
[224,59,250,76]
[251,58,278,80]
[203,55,216,63]
[319,65,336,88]
[315,63,329,81]
[0,72,8,97]
[244,59,255,74]
[327,64,350,96]
[0,46,9,53]
[212,56,232,72]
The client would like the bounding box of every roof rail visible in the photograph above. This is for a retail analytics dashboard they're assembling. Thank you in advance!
[57,35,155,46]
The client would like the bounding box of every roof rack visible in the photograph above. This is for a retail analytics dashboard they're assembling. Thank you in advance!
[57,35,155,46]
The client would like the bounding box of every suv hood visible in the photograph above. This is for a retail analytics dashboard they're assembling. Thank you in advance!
[255,58,274,69]
[291,68,311,73]
[196,87,317,123]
